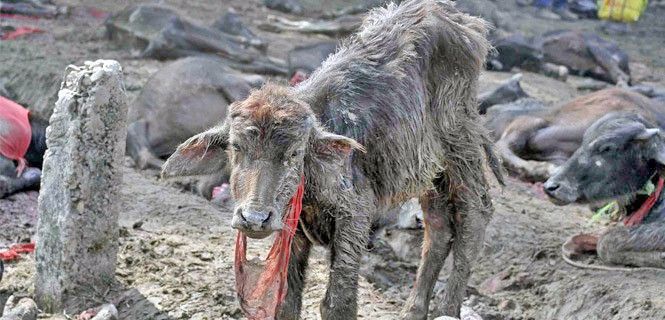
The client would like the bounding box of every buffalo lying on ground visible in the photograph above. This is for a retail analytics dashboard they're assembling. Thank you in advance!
[490,30,631,85]
[126,56,263,198]
[163,0,501,318]
[105,4,286,75]
[545,113,665,269]
[494,88,665,182]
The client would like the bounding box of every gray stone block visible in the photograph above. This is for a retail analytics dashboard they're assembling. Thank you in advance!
[35,60,128,313]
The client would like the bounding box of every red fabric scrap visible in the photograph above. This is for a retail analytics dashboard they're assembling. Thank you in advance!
[0,96,31,175]
[235,176,305,320]
[624,177,665,226]
[0,26,45,40]
[0,243,35,262]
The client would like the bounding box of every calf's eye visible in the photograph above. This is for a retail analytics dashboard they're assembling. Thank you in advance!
[232,143,241,151]
[598,144,614,153]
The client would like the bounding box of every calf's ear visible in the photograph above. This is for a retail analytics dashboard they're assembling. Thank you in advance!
[634,127,665,165]
[161,123,229,178]
[312,129,366,159]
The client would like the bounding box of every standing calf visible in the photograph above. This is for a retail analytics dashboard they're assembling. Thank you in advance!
[163,0,500,318]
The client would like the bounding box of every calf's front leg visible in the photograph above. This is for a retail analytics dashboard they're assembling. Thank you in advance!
[278,230,312,320]
[320,215,369,320]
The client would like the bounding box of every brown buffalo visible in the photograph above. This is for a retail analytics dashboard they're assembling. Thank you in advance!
[494,88,665,182]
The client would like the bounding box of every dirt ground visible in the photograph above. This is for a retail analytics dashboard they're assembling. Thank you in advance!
[1,0,665,319]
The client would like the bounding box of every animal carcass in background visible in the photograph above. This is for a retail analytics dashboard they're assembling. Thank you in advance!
[105,4,287,75]
[493,88,663,182]
[126,56,263,198]
[489,30,631,85]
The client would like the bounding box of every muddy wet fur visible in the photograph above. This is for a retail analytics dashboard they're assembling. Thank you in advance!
[163,0,501,318]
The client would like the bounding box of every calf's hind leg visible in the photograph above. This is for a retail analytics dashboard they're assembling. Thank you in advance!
[597,222,665,269]
[435,157,493,317]
[400,178,454,320]
[437,191,492,317]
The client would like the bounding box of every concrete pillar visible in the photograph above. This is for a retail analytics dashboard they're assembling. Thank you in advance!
[35,60,128,313]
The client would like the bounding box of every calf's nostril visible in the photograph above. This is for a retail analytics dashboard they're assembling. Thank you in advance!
[236,208,247,221]
[544,182,560,192]
[263,211,273,223]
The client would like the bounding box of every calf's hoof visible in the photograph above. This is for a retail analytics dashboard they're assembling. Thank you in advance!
[399,304,428,320]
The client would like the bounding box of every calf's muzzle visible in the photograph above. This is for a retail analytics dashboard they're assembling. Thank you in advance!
[232,204,280,239]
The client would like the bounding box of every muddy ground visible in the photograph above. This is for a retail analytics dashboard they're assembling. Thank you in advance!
[1,0,665,319]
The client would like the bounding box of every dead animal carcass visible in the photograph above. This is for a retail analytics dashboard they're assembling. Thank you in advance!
[105,4,287,75]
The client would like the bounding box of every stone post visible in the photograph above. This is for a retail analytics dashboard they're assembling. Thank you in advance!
[35,60,128,313]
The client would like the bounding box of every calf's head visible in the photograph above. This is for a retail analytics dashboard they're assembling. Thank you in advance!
[162,84,364,239]
[544,113,665,205]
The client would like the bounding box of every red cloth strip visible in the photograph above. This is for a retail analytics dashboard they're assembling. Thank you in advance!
[624,177,665,227]
[0,26,45,40]
[0,243,35,262]
[235,176,305,319]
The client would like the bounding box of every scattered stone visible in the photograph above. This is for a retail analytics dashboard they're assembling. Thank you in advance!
[432,306,483,320]
[461,305,484,320]
[479,270,512,295]
[540,62,569,82]
[91,304,118,320]
[384,230,422,261]
[132,221,144,229]
[393,198,423,230]
[1,296,38,320]
[35,60,128,313]
[497,299,515,311]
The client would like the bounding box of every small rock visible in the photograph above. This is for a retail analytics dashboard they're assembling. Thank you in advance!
[132,221,144,229]
[395,198,423,229]
[1,296,38,320]
[91,304,118,320]
[461,305,483,320]
[497,299,515,310]
[479,270,511,295]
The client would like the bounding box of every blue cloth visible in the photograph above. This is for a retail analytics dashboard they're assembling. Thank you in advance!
[535,0,568,9]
